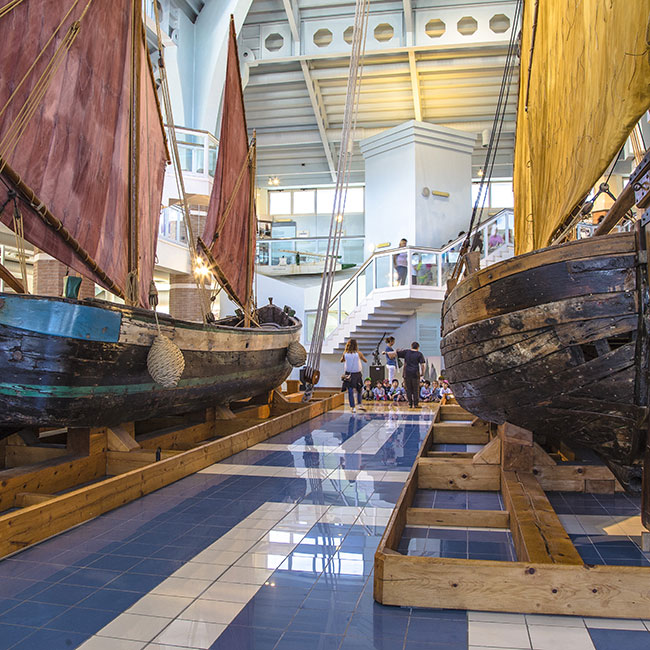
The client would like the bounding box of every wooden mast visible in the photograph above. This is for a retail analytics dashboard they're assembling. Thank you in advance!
[126,0,142,306]
[244,132,257,327]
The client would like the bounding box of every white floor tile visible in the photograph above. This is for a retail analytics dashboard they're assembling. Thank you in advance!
[200,581,260,603]
[220,527,265,541]
[218,565,274,585]
[174,562,230,580]
[234,552,286,570]
[469,647,530,650]
[468,612,527,624]
[583,617,647,630]
[153,620,226,649]
[468,622,531,648]
[152,577,212,598]
[97,613,172,643]
[190,549,243,565]
[179,599,245,624]
[78,638,146,650]
[525,615,586,628]
[128,594,194,618]
[528,625,595,650]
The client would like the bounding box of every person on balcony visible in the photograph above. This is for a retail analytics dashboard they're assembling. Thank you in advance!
[394,238,408,285]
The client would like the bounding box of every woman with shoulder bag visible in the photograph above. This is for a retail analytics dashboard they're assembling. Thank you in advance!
[340,338,367,413]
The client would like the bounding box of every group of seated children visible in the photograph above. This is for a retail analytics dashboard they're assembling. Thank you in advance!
[361,378,453,402]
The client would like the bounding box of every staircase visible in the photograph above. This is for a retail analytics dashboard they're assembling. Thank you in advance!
[322,286,446,354]
[318,209,514,355]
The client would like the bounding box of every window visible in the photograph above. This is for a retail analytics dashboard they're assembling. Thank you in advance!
[293,190,316,214]
[490,182,514,208]
[317,188,335,214]
[269,191,291,215]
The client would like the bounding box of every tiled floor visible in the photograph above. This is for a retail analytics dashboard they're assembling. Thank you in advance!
[0,404,649,650]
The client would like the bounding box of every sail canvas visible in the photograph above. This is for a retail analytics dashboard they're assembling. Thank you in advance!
[514,0,650,254]
[201,17,255,310]
[0,0,168,307]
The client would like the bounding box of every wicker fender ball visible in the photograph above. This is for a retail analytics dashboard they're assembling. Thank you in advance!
[287,341,307,367]
[147,335,186,388]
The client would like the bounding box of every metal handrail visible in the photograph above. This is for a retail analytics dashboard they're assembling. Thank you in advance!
[328,208,514,309]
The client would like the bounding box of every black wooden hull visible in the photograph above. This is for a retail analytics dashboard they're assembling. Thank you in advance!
[0,293,302,428]
[440,232,646,491]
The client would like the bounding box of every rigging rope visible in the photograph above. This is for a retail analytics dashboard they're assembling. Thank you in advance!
[302,0,370,400]
[451,0,522,280]
[151,0,213,323]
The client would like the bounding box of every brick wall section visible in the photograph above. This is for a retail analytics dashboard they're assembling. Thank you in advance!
[33,254,95,299]
[169,273,204,322]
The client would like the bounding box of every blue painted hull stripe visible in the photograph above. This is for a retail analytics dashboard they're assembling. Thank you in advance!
[0,295,121,343]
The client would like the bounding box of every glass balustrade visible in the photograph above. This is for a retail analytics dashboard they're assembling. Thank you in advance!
[321,209,514,330]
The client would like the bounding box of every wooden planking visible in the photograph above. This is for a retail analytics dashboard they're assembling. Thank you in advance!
[500,423,534,473]
[406,507,509,528]
[375,552,650,619]
[0,392,344,556]
[432,424,490,444]
[417,457,500,491]
[427,451,475,459]
[502,470,583,565]
[443,232,635,317]
[438,405,475,421]
[3,446,69,468]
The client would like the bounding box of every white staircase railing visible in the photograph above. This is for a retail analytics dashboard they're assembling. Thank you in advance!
[305,209,514,343]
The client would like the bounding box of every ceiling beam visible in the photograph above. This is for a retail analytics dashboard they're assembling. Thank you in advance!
[408,51,422,122]
[280,0,337,181]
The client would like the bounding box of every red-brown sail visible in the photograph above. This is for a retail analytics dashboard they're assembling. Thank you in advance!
[201,16,255,310]
[0,0,168,308]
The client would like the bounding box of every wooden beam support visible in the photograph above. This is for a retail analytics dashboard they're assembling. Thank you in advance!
[3,446,68,469]
[0,261,25,293]
[499,423,534,472]
[533,464,622,492]
[432,423,490,444]
[375,553,650,618]
[406,507,509,528]
[472,437,501,465]
[418,457,500,491]
[14,492,55,508]
[107,425,140,452]
[502,470,583,565]
[0,392,344,556]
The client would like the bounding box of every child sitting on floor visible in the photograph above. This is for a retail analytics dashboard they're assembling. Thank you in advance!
[373,381,387,401]
[361,378,373,401]
[420,380,434,402]
[389,379,405,402]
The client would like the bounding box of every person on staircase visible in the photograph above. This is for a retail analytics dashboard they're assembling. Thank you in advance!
[397,342,426,408]
[340,338,367,413]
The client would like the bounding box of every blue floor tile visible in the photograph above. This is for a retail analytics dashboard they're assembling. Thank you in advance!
[9,627,89,650]
[209,624,283,649]
[78,588,142,612]
[589,628,650,650]
[276,631,342,650]
[45,606,117,634]
[28,583,96,606]
[406,618,467,646]
[0,601,69,627]
[0,623,34,650]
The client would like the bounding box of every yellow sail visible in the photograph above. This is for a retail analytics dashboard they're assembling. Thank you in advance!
[514,0,650,255]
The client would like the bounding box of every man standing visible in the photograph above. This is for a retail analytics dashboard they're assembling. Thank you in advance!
[397,342,426,408]
[394,238,408,285]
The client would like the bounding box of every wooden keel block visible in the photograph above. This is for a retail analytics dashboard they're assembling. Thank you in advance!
[472,437,501,465]
[107,425,140,452]
[213,405,236,420]
[432,423,490,445]
[499,423,534,473]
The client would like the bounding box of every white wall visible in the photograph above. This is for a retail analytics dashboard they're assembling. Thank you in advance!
[360,121,475,250]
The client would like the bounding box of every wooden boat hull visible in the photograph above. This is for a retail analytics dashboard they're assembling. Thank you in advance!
[0,293,302,429]
[440,232,646,492]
